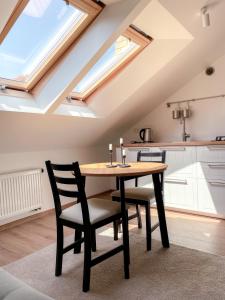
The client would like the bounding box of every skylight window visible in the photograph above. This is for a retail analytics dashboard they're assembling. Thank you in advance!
[0,0,102,91]
[70,26,152,101]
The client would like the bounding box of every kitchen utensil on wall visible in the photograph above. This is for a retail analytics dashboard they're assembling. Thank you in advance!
[181,107,191,118]
[172,109,181,119]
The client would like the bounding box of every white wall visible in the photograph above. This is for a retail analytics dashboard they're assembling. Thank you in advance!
[125,52,225,143]
[0,112,112,225]
[0,146,111,224]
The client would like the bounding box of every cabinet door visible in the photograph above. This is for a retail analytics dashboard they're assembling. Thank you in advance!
[197,146,225,162]
[164,176,197,210]
[197,179,225,216]
[197,162,225,180]
[127,148,150,162]
[126,148,152,188]
[156,146,196,177]
[137,175,153,188]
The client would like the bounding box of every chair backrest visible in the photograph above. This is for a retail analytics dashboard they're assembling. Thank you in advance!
[136,150,166,191]
[116,150,166,191]
[137,150,166,163]
[45,161,90,225]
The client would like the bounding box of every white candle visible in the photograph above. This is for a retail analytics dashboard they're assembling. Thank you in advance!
[120,138,123,145]
[122,149,126,156]
[109,144,112,151]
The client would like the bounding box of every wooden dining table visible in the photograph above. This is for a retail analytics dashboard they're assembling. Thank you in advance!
[80,162,170,264]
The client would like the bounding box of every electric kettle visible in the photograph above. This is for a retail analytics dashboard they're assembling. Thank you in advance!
[139,128,152,143]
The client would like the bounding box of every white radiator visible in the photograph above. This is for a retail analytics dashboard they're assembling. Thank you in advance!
[0,168,43,220]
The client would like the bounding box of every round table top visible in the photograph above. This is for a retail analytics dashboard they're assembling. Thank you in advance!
[80,162,167,177]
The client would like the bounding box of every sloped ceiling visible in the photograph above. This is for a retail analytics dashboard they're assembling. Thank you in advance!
[1,0,225,152]
[95,0,225,144]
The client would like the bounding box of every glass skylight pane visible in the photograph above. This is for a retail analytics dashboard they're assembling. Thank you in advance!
[0,0,87,82]
[73,35,139,94]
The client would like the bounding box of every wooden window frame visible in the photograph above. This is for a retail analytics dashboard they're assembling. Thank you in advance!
[0,0,29,45]
[70,26,152,101]
[0,0,102,92]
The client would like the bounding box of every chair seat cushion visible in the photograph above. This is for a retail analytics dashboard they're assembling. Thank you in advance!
[60,198,121,225]
[111,187,155,202]
[0,268,52,300]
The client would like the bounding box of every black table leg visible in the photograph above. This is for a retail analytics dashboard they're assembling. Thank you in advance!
[120,177,130,278]
[152,173,170,248]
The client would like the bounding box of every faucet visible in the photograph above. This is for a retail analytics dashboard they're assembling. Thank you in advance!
[182,116,190,142]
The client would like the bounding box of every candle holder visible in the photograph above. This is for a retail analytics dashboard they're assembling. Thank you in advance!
[120,154,131,168]
[120,143,123,165]
[118,152,131,168]
[106,149,117,168]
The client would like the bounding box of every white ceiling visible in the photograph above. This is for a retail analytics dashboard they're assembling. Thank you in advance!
[1,0,225,152]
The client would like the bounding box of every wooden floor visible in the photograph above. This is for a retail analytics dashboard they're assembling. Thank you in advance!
[1,192,225,266]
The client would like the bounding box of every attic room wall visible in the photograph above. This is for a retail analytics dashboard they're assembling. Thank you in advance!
[0,112,111,222]
[0,147,110,207]
[124,52,225,143]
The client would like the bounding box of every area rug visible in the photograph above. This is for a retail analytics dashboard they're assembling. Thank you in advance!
[3,228,225,300]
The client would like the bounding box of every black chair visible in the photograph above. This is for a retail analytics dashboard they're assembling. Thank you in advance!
[45,161,129,292]
[111,151,166,251]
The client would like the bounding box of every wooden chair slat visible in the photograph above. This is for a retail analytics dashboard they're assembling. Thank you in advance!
[51,164,75,171]
[55,176,77,185]
[58,188,79,198]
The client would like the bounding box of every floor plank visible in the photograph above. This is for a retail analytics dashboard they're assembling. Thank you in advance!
[1,192,225,266]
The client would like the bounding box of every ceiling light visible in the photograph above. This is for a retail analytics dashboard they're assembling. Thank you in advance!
[201,6,210,28]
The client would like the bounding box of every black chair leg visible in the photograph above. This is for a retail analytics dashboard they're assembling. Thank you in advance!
[91,229,96,252]
[74,229,82,254]
[136,204,142,229]
[145,203,151,251]
[121,212,130,278]
[55,223,63,276]
[83,230,92,292]
[113,220,119,241]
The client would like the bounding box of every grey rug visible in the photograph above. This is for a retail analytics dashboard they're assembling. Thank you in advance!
[3,227,225,300]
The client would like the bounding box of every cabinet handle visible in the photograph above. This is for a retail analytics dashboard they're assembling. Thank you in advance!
[208,180,225,187]
[208,163,225,168]
[165,178,187,184]
[159,147,186,151]
[207,146,225,150]
[128,148,149,152]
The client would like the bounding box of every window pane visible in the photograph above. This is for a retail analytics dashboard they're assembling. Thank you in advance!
[73,35,139,94]
[0,0,87,82]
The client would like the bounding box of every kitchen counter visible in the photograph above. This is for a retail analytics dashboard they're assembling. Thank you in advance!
[124,141,225,147]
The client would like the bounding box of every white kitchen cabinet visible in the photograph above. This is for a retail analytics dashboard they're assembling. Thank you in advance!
[126,146,196,176]
[155,146,196,177]
[197,179,225,216]
[116,145,225,218]
[197,162,225,180]
[126,147,149,162]
[164,176,197,211]
[122,175,153,189]
[197,146,225,162]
